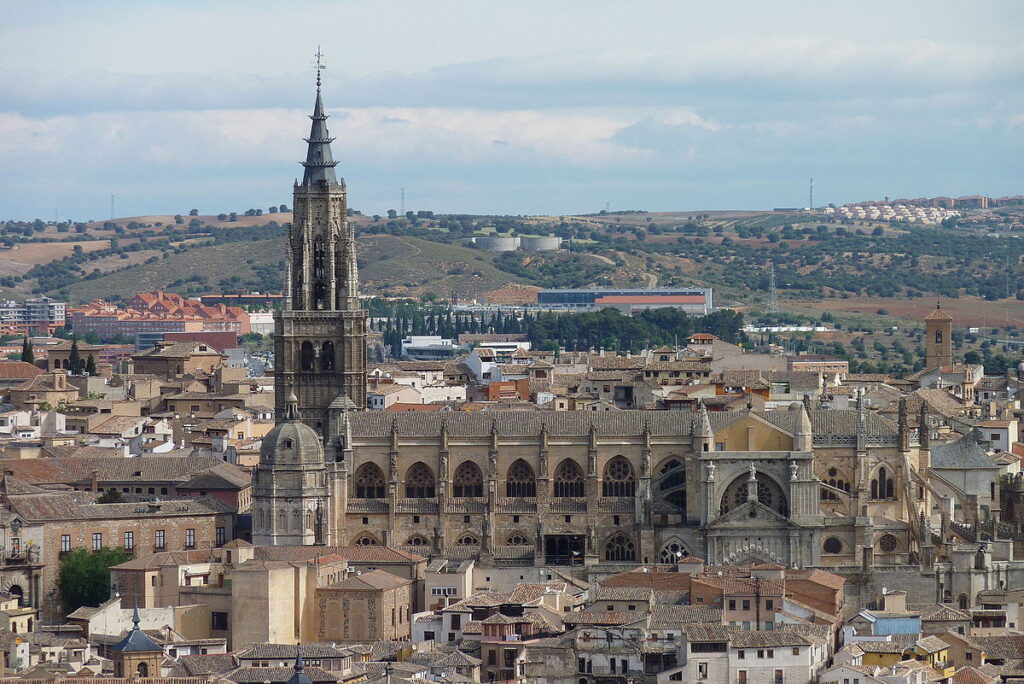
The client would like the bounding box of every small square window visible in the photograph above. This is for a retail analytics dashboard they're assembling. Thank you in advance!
[464,515,471,523]
[362,517,369,525]
[613,515,620,525]
[513,515,520,523]
[412,515,420,524]
[565,515,571,523]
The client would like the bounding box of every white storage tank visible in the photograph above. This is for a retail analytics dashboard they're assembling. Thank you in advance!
[474,236,521,252]
[518,236,562,251]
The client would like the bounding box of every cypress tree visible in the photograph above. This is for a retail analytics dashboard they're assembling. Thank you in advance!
[20,338,34,365]
[68,338,81,375]
[85,355,97,376]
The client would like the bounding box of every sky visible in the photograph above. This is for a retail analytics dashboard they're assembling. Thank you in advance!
[1,0,1022,220]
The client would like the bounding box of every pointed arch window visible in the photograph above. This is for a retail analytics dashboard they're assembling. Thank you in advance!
[456,534,479,546]
[604,533,636,562]
[658,540,691,564]
[405,462,436,498]
[322,341,335,371]
[506,459,536,498]
[314,282,327,310]
[406,536,429,547]
[871,467,894,500]
[453,461,483,498]
[506,533,530,546]
[553,459,584,498]
[602,456,636,497]
[354,534,378,546]
[313,238,326,279]
[658,458,687,511]
[354,463,386,499]
[300,341,315,371]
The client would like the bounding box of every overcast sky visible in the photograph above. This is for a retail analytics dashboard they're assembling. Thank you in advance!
[1,0,1021,220]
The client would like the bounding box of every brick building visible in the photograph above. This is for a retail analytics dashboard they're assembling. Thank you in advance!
[0,475,234,620]
[131,341,228,379]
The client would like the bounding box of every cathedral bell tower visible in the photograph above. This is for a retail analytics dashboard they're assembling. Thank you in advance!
[274,59,367,432]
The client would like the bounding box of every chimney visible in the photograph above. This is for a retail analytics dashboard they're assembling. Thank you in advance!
[90,469,99,492]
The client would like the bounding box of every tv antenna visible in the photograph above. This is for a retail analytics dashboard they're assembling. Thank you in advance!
[401,187,405,215]
[110,194,115,220]
[808,178,814,211]
[768,262,778,314]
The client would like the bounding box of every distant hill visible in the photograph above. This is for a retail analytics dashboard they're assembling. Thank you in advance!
[0,208,1020,328]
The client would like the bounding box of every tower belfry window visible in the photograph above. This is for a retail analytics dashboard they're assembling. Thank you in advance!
[314,239,326,279]
[935,330,942,344]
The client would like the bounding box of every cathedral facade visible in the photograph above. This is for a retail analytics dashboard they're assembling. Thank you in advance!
[254,79,936,571]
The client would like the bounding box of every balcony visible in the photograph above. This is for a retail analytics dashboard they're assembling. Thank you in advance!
[445,498,487,514]
[347,500,389,514]
[496,497,537,513]
[396,500,438,514]
[598,497,636,513]
[548,498,587,513]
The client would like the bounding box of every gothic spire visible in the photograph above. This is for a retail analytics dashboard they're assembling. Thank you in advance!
[300,49,339,187]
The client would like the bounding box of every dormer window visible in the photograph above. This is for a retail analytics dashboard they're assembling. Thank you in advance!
[283,439,293,449]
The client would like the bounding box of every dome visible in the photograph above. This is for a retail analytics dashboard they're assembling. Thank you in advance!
[260,419,324,466]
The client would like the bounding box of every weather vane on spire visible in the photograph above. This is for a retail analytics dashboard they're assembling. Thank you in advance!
[314,46,326,90]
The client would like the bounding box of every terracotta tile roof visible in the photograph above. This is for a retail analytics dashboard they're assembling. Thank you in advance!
[0,454,237,486]
[648,605,723,629]
[592,586,654,602]
[508,581,573,605]
[682,624,733,642]
[254,545,425,564]
[563,611,637,626]
[228,666,338,683]
[952,666,998,684]
[729,630,812,647]
[7,492,232,522]
[237,643,352,660]
[173,653,239,676]
[326,568,411,591]
[0,361,44,379]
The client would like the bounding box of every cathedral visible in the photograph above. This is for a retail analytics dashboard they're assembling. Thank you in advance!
[253,76,942,574]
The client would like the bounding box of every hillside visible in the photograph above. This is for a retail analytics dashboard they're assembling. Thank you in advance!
[1,207,1021,328]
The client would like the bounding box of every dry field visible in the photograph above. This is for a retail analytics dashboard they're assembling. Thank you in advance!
[797,296,1024,328]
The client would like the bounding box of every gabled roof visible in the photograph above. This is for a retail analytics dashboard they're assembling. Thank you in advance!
[326,569,411,591]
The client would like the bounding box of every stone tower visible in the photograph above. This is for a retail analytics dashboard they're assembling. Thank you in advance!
[924,303,953,370]
[274,67,367,431]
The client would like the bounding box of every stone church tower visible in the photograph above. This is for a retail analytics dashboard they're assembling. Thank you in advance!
[925,303,953,370]
[274,68,367,433]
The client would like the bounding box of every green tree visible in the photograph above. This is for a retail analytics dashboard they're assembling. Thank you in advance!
[963,350,982,365]
[68,338,81,375]
[58,547,132,614]
[97,489,123,503]
[20,338,34,364]
[84,355,97,376]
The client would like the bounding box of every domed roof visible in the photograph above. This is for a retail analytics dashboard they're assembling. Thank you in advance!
[261,395,324,465]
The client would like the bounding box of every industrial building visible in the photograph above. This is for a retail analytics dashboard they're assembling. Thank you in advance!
[536,287,714,315]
